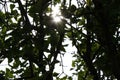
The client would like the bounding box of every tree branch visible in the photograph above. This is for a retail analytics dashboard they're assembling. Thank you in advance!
[17,0,30,24]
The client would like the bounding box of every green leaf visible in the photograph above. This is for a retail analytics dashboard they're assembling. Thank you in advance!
[12,59,21,69]
[72,60,76,67]
[53,72,59,77]
[86,0,92,6]
[54,0,61,5]
[10,4,15,10]
[5,68,14,78]
[0,11,5,25]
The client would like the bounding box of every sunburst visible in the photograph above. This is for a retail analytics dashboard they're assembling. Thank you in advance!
[51,5,63,23]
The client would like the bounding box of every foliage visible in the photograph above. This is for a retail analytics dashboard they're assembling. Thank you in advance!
[0,0,120,80]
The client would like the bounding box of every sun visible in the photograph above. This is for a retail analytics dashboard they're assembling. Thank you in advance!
[51,5,62,23]
[53,15,61,22]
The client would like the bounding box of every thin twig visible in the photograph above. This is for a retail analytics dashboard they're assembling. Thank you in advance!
[60,53,64,73]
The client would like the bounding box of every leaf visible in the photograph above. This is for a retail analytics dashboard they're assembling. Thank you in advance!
[8,58,13,63]
[14,68,24,74]
[72,60,76,67]
[0,11,5,25]
[86,0,92,6]
[69,5,76,12]
[12,59,21,69]
[5,68,14,78]
[10,4,15,10]
[53,72,59,77]
[68,76,72,80]
[71,17,78,23]
[54,0,61,5]
[54,60,60,63]
[61,46,66,52]
[70,68,74,71]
